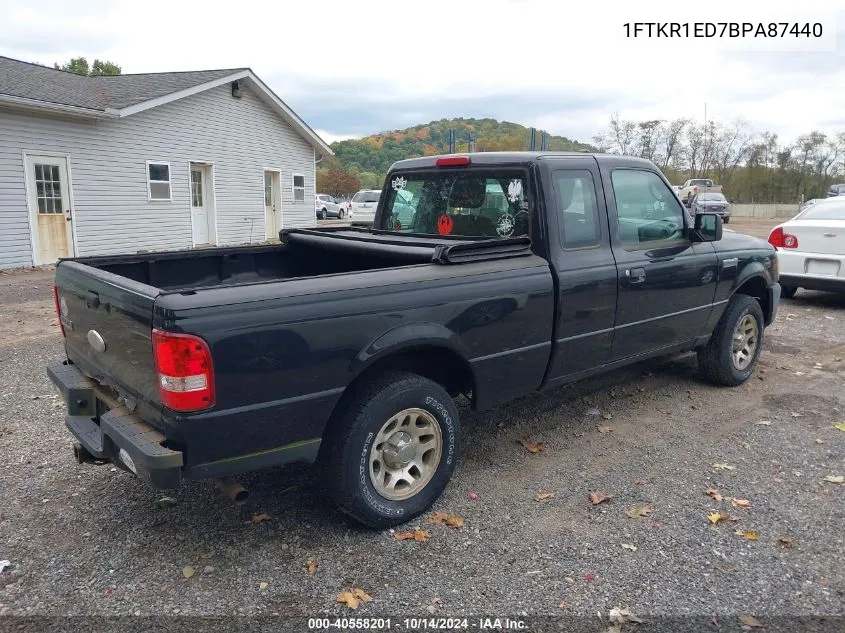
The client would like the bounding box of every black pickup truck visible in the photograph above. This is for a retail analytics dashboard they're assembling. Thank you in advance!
[47,152,781,528]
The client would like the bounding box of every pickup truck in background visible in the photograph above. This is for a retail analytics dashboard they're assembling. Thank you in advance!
[47,152,780,528]
[678,178,723,206]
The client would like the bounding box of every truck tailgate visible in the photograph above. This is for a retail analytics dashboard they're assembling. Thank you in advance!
[55,261,161,408]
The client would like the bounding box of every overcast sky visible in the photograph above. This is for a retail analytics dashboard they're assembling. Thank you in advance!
[1,0,841,146]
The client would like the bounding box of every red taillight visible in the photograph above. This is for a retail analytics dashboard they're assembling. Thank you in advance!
[53,285,66,337]
[435,156,471,167]
[768,227,799,249]
[152,329,215,412]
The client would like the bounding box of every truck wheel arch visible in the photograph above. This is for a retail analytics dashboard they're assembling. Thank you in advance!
[732,272,772,324]
[342,324,477,407]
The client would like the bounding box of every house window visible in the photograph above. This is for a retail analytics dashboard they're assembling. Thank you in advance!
[292,174,305,203]
[147,162,171,201]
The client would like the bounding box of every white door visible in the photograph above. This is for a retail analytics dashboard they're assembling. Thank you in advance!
[25,155,75,264]
[264,171,281,239]
[190,165,211,245]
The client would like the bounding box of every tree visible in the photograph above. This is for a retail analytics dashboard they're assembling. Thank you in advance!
[316,167,361,198]
[54,57,121,76]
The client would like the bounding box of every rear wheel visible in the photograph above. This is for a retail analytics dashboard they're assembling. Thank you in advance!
[780,284,797,299]
[338,209,345,219]
[697,294,764,386]
[320,371,460,528]
[319,208,327,220]
[722,216,730,224]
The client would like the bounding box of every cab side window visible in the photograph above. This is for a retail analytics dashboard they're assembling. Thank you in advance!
[611,169,687,249]
[553,169,601,249]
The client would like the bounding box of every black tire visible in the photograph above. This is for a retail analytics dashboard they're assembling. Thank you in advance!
[338,209,345,219]
[780,284,797,299]
[723,216,730,224]
[697,294,765,386]
[319,208,327,220]
[320,371,460,529]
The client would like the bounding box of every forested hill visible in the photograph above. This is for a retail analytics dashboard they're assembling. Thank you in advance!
[331,118,596,175]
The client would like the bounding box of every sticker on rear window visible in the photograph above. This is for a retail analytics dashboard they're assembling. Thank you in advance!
[437,214,454,235]
[507,179,523,203]
[496,213,515,237]
[391,176,407,190]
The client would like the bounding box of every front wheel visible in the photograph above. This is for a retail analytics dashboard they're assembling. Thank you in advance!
[320,371,461,528]
[723,216,730,224]
[697,294,765,386]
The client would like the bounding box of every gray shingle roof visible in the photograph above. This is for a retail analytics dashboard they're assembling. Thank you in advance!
[0,56,245,111]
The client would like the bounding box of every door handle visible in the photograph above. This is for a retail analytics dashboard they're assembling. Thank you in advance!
[626,267,646,285]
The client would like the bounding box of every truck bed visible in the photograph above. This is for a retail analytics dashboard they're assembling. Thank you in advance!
[64,228,532,293]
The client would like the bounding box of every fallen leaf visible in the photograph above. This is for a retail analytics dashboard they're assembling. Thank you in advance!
[105,587,113,597]
[153,496,177,509]
[706,488,723,502]
[429,512,464,528]
[708,512,738,524]
[534,491,555,502]
[395,530,431,542]
[601,412,613,420]
[634,479,646,485]
[754,420,772,426]
[445,515,464,528]
[304,560,319,574]
[250,513,272,524]
[833,423,845,432]
[777,537,794,548]
[337,591,360,610]
[582,394,593,404]
[626,504,652,519]
[589,492,612,505]
[609,607,643,624]
[558,602,567,610]
[596,424,614,433]
[259,581,268,591]
[815,439,826,444]
[519,439,545,453]
[584,572,596,582]
[794,372,806,376]
[182,566,195,579]
[713,463,736,470]
[353,588,373,602]
[620,543,637,551]
[468,492,478,501]
[822,475,844,484]
[790,411,803,417]
[739,615,764,628]
[731,498,751,510]
[735,529,759,541]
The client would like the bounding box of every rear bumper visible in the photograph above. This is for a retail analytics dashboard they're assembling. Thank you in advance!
[778,274,845,293]
[47,361,183,489]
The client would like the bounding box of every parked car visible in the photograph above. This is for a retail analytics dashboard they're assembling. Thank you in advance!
[678,178,723,207]
[827,184,845,197]
[689,192,732,223]
[315,194,346,219]
[47,151,780,529]
[768,197,845,298]
[349,189,381,225]
[800,198,822,210]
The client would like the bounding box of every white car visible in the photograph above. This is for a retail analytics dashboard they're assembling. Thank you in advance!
[768,198,845,298]
[349,189,381,225]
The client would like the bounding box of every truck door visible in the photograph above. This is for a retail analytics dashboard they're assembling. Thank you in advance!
[601,163,719,361]
[542,157,618,382]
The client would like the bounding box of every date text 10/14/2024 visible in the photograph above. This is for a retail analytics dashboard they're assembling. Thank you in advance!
[307,617,528,630]
[623,22,823,38]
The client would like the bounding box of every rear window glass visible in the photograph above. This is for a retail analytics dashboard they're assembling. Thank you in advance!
[800,203,845,221]
[697,193,726,201]
[690,179,713,186]
[353,191,380,203]
[377,169,529,238]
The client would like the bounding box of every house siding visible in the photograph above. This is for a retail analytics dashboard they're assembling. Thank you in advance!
[0,83,316,269]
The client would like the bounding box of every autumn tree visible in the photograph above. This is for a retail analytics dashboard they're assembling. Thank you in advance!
[316,167,361,198]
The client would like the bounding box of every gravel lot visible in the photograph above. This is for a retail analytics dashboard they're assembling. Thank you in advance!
[1,219,843,630]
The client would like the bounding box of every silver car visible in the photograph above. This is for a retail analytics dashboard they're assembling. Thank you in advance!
[690,192,732,224]
[315,194,346,219]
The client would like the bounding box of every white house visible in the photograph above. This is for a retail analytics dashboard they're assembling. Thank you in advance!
[0,56,332,269]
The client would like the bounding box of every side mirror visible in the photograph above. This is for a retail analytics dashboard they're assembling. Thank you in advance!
[728,199,735,204]
[692,213,723,242]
